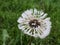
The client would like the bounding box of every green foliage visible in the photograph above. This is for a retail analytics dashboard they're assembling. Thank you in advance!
[0,0,60,45]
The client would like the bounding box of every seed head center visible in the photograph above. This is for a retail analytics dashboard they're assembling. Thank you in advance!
[29,19,40,28]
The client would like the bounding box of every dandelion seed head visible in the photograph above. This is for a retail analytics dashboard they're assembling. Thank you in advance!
[17,8,52,39]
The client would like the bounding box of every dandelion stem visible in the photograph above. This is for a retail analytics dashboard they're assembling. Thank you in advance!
[28,36,33,45]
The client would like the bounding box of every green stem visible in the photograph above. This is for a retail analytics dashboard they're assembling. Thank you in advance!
[28,36,33,45]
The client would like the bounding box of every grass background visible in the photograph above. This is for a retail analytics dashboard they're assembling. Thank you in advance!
[0,0,60,45]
